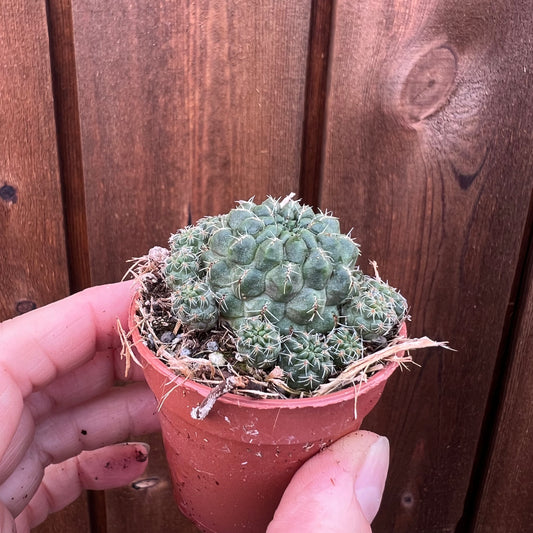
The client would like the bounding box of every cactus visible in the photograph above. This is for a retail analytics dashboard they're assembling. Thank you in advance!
[235,316,281,370]
[171,280,219,331]
[165,246,202,288]
[326,327,364,369]
[200,197,360,335]
[279,332,335,392]
[163,195,408,393]
[341,274,408,342]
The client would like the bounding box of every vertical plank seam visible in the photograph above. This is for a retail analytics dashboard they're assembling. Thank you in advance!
[456,187,533,532]
[45,1,106,531]
[299,0,335,209]
[45,0,92,294]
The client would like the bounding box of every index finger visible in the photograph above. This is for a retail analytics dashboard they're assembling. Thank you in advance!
[0,281,136,398]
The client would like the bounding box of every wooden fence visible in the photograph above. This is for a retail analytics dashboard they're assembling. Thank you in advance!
[1,1,532,531]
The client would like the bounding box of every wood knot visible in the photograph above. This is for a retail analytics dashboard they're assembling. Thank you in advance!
[401,490,416,509]
[392,44,457,124]
[0,184,18,204]
[16,300,37,314]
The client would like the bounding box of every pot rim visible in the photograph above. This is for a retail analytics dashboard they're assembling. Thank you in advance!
[129,290,402,410]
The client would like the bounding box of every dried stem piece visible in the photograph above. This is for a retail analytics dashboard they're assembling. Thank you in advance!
[191,376,249,420]
[316,336,451,396]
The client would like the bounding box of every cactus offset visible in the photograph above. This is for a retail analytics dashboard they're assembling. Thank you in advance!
[279,332,335,392]
[172,280,218,331]
[163,195,408,393]
[326,327,364,369]
[235,316,281,370]
[341,274,408,342]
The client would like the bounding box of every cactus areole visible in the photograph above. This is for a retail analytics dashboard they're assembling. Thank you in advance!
[135,194,409,398]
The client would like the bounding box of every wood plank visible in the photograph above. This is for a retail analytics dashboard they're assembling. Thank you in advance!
[33,498,91,533]
[471,224,533,532]
[299,0,334,206]
[71,0,311,287]
[46,1,99,527]
[70,2,312,530]
[0,1,91,531]
[320,1,533,531]
[47,0,91,294]
[0,1,71,321]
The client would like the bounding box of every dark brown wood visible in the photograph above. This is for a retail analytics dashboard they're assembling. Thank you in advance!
[0,1,71,322]
[45,1,100,529]
[299,0,334,208]
[33,498,91,533]
[71,0,311,287]
[46,0,92,294]
[470,221,533,532]
[320,1,533,531]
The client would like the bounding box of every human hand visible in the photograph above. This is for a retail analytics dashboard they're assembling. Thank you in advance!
[268,431,389,533]
[0,282,388,532]
[0,282,160,532]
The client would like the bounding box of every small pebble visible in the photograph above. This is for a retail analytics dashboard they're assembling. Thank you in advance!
[209,352,226,366]
[171,335,182,349]
[180,347,192,357]
[160,331,175,344]
[206,341,219,352]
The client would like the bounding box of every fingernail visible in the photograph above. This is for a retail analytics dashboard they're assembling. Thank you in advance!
[127,442,151,462]
[354,436,390,523]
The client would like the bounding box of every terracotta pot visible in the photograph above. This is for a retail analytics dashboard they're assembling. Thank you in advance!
[129,295,402,533]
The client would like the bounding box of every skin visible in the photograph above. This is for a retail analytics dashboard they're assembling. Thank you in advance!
[0,282,388,532]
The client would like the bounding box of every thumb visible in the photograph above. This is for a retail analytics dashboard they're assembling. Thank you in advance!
[267,431,389,533]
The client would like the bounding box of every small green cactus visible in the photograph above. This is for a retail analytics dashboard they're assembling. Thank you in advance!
[341,274,408,342]
[199,197,360,335]
[165,247,202,288]
[171,280,219,331]
[163,195,408,393]
[235,316,281,370]
[279,332,335,392]
[326,327,364,369]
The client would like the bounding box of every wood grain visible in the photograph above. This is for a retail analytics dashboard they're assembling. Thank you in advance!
[47,0,91,294]
[471,222,533,532]
[33,498,91,533]
[299,0,334,207]
[321,1,533,531]
[71,0,311,286]
[0,1,70,321]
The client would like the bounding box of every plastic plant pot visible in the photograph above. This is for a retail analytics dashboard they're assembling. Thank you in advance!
[129,294,403,533]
